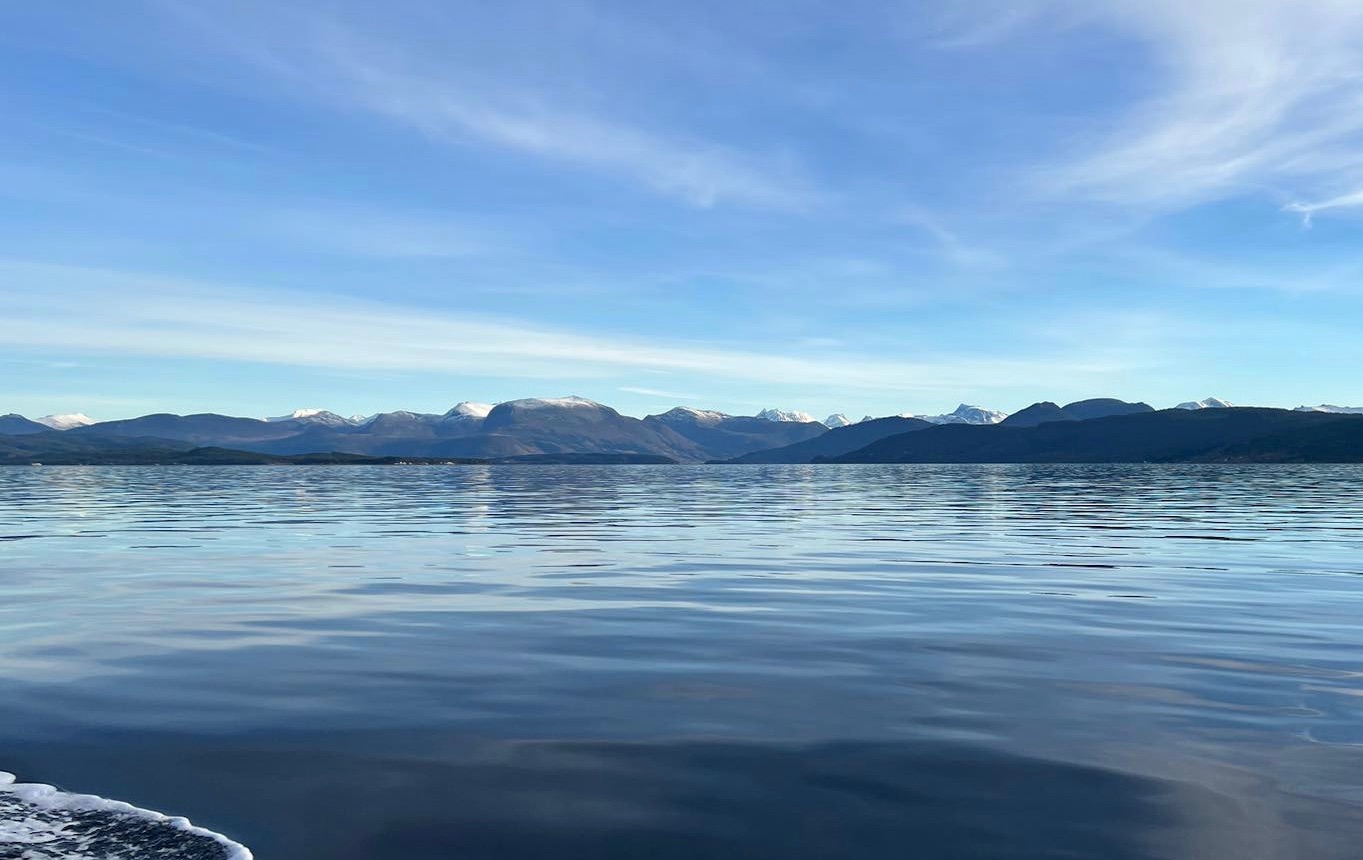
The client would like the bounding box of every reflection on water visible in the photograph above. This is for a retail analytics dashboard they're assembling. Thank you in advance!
[2,465,1362,858]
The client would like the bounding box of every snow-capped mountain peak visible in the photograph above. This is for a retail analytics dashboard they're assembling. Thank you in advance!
[946,404,1008,424]
[36,413,95,430]
[506,396,604,410]
[653,406,730,425]
[899,404,1008,425]
[1176,397,1234,410]
[266,408,355,426]
[823,413,852,429]
[757,408,817,423]
[355,410,444,430]
[1294,404,1363,414]
[445,401,494,419]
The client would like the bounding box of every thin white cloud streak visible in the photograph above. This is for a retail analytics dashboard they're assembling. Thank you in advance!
[618,386,702,400]
[158,4,814,210]
[897,205,1003,270]
[1283,187,1363,225]
[1094,244,1363,294]
[0,261,1158,395]
[926,2,1078,49]
[950,1,1363,215]
[337,63,812,210]
[90,108,273,156]
[265,208,496,259]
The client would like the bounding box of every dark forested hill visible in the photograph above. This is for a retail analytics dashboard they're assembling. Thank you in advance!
[0,414,50,435]
[724,417,932,463]
[0,434,483,465]
[1001,398,1154,428]
[829,408,1363,463]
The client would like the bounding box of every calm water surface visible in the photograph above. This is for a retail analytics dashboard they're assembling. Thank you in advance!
[2,464,1362,858]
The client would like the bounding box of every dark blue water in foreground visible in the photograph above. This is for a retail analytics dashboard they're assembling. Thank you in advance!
[2,464,1362,859]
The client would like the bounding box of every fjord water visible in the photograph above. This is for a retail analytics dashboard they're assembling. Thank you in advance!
[2,465,1362,859]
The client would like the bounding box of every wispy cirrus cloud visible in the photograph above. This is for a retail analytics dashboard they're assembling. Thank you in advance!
[935,1,1363,220]
[264,207,497,259]
[330,60,813,210]
[618,386,702,400]
[0,260,1165,396]
[897,205,1003,270]
[1038,0,1363,214]
[158,3,815,210]
[1283,188,1363,225]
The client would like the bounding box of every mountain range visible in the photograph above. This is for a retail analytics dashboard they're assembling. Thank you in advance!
[4,395,1363,465]
[2,398,829,464]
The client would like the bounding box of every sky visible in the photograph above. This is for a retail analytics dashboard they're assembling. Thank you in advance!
[3,0,1363,421]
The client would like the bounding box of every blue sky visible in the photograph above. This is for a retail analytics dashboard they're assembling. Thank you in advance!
[3,0,1363,421]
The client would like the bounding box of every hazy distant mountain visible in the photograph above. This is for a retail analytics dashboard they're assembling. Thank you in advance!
[757,407,818,423]
[823,414,852,429]
[68,413,304,446]
[725,416,933,464]
[1176,397,1234,410]
[0,414,49,435]
[1295,404,1363,414]
[830,408,1363,464]
[254,409,458,456]
[1061,398,1154,421]
[646,406,826,461]
[36,413,95,430]
[358,410,442,434]
[902,404,1008,425]
[1002,398,1154,428]
[650,406,730,426]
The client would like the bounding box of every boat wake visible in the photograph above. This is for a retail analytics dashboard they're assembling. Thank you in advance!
[0,772,251,859]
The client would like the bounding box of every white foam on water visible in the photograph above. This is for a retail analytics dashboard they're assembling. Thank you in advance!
[0,771,252,860]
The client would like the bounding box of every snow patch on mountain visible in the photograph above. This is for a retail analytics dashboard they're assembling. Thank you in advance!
[901,404,1008,425]
[363,410,441,424]
[757,408,817,423]
[1176,398,1234,410]
[652,406,731,425]
[445,401,495,419]
[266,408,356,426]
[823,414,852,429]
[506,396,604,410]
[36,413,95,430]
[1295,404,1363,414]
